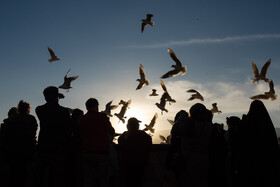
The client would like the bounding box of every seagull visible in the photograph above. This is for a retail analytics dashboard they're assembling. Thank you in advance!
[252,58,271,84]
[101,100,119,117]
[167,119,175,126]
[161,48,187,79]
[160,80,176,104]
[250,80,277,101]
[211,103,222,114]
[136,64,149,90]
[119,100,127,105]
[159,134,171,144]
[143,113,158,133]
[156,92,168,115]
[187,89,204,101]
[141,14,154,33]
[114,99,131,123]
[59,69,79,92]
[48,46,60,63]
[149,89,159,97]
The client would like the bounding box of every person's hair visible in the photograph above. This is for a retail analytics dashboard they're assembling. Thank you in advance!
[127,117,140,132]
[226,116,241,127]
[190,103,207,121]
[174,110,188,122]
[8,107,19,118]
[18,100,30,114]
[43,86,59,102]
[71,108,84,120]
[85,98,99,110]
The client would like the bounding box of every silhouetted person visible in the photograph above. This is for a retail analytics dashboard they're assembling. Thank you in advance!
[118,117,152,187]
[241,100,280,187]
[1,100,38,187]
[168,110,189,186]
[207,110,227,187]
[172,103,212,187]
[67,108,84,187]
[79,98,115,187]
[33,86,72,187]
[225,116,242,187]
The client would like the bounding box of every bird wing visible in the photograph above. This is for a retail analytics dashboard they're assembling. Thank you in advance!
[159,135,166,142]
[161,69,181,79]
[188,96,195,101]
[250,94,269,100]
[65,69,71,79]
[136,82,144,90]
[105,100,113,111]
[187,89,198,93]
[260,58,271,77]
[168,48,182,67]
[269,80,275,94]
[148,113,158,127]
[160,80,167,92]
[139,64,146,80]
[167,119,175,125]
[252,61,259,77]
[48,47,56,58]
[141,22,147,33]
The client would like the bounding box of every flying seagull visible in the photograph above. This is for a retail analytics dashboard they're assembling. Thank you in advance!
[252,58,271,84]
[101,100,119,117]
[136,64,149,90]
[160,80,176,104]
[187,89,204,101]
[114,99,131,123]
[161,48,187,79]
[48,46,60,63]
[59,69,79,92]
[211,103,222,114]
[250,80,277,101]
[159,134,171,144]
[156,92,169,115]
[141,14,154,33]
[149,89,159,97]
[143,113,158,133]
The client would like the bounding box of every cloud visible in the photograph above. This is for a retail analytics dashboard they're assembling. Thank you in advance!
[148,79,280,127]
[129,33,280,48]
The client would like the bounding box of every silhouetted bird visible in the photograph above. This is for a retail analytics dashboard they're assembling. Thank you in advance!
[159,134,171,144]
[156,92,169,115]
[187,89,204,101]
[136,64,149,90]
[101,100,119,117]
[59,69,79,92]
[143,113,158,133]
[250,80,277,101]
[115,99,131,123]
[160,80,176,104]
[141,14,154,33]
[149,89,159,96]
[211,103,222,114]
[161,48,187,79]
[48,46,60,63]
[119,100,127,105]
[252,58,271,84]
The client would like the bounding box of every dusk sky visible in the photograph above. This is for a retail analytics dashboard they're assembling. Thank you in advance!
[1,0,280,143]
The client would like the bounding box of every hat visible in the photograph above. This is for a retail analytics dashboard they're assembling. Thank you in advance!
[43,86,64,100]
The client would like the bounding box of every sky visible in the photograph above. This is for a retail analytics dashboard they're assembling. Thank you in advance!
[1,0,280,143]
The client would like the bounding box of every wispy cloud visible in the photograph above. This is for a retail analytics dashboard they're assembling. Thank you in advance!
[129,33,280,48]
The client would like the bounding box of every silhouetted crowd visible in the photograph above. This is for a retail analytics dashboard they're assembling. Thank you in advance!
[0,86,279,187]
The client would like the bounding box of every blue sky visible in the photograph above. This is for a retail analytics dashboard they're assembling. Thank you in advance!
[1,0,280,142]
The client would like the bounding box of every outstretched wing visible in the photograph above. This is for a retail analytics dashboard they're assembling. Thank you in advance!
[139,64,146,80]
[159,135,166,142]
[187,89,198,93]
[161,69,181,79]
[149,113,158,127]
[168,48,182,67]
[48,47,56,58]
[260,58,271,77]
[250,94,269,100]
[160,80,167,92]
[252,61,259,77]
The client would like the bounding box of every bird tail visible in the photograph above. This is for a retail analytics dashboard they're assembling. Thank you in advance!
[48,59,52,63]
[146,80,150,86]
[151,22,155,26]
[150,128,155,133]
[121,118,125,124]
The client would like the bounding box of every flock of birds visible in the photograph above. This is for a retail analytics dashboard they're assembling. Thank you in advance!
[46,14,277,144]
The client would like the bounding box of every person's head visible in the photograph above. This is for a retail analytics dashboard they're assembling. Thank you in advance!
[190,103,207,121]
[127,117,141,132]
[71,108,84,120]
[226,116,241,129]
[174,110,189,123]
[85,98,99,111]
[8,107,19,118]
[18,100,31,114]
[43,86,64,103]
